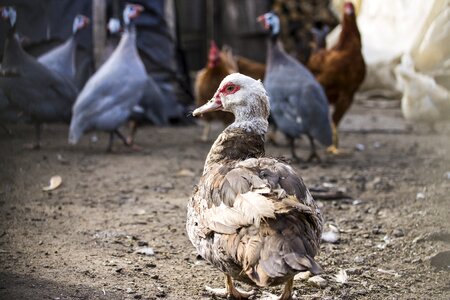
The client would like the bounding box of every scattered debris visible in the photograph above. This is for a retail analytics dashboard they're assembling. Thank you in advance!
[373,141,382,148]
[42,175,62,191]
[355,143,365,151]
[135,247,154,256]
[354,256,364,264]
[377,268,401,277]
[307,275,327,288]
[56,154,69,164]
[416,192,425,200]
[322,230,340,244]
[334,269,348,284]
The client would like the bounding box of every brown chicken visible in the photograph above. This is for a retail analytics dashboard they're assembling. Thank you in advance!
[195,41,236,141]
[307,2,365,154]
[235,55,266,81]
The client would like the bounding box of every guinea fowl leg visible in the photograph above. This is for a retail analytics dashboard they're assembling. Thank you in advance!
[24,123,41,149]
[126,120,138,146]
[306,135,321,163]
[115,129,142,151]
[106,132,114,152]
[205,274,255,299]
[289,137,301,163]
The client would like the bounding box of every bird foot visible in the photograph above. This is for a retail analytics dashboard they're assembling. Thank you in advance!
[205,286,255,299]
[260,291,297,300]
[326,145,340,155]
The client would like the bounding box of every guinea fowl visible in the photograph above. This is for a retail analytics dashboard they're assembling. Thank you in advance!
[0,7,77,148]
[69,4,147,151]
[194,41,236,141]
[188,73,323,300]
[259,12,332,162]
[38,14,90,81]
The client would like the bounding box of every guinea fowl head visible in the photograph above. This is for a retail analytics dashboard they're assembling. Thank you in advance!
[193,73,270,123]
[107,18,121,34]
[257,12,280,37]
[73,15,90,34]
[1,6,17,28]
[123,3,144,25]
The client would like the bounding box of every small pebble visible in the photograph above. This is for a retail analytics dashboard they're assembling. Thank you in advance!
[392,228,405,237]
[321,231,340,244]
[308,276,327,288]
[126,288,135,294]
[135,247,154,256]
[354,256,364,264]
[355,143,365,151]
[294,271,311,281]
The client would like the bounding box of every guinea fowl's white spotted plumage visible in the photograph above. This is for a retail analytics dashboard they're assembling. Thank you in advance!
[187,73,323,298]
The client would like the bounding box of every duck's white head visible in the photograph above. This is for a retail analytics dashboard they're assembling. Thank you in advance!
[193,73,270,132]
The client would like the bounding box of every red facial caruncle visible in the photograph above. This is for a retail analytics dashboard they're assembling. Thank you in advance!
[213,82,241,102]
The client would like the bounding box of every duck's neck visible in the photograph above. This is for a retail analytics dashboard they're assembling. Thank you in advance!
[203,117,267,173]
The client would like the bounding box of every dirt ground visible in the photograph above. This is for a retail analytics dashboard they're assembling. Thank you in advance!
[0,99,449,300]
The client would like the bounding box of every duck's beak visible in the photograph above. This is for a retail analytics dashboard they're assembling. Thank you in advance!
[192,98,223,117]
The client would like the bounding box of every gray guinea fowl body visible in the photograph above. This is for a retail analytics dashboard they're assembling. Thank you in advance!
[69,26,147,144]
[131,76,170,126]
[265,39,332,146]
[0,29,77,126]
[38,36,77,81]
[264,36,332,158]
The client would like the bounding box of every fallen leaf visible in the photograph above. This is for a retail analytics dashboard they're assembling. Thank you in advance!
[176,169,196,177]
[42,176,62,191]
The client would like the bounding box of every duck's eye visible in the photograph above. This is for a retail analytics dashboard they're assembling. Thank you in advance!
[226,85,235,92]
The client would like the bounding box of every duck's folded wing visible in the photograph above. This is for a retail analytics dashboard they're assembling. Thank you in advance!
[196,158,323,284]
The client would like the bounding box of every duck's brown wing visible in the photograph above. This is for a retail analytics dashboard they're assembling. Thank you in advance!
[194,157,323,286]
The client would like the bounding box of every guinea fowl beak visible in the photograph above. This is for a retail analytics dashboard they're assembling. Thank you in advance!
[192,98,223,117]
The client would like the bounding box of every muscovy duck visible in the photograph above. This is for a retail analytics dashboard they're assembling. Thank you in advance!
[68,4,147,151]
[0,7,78,148]
[188,73,323,299]
[259,12,332,162]
[38,14,90,82]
